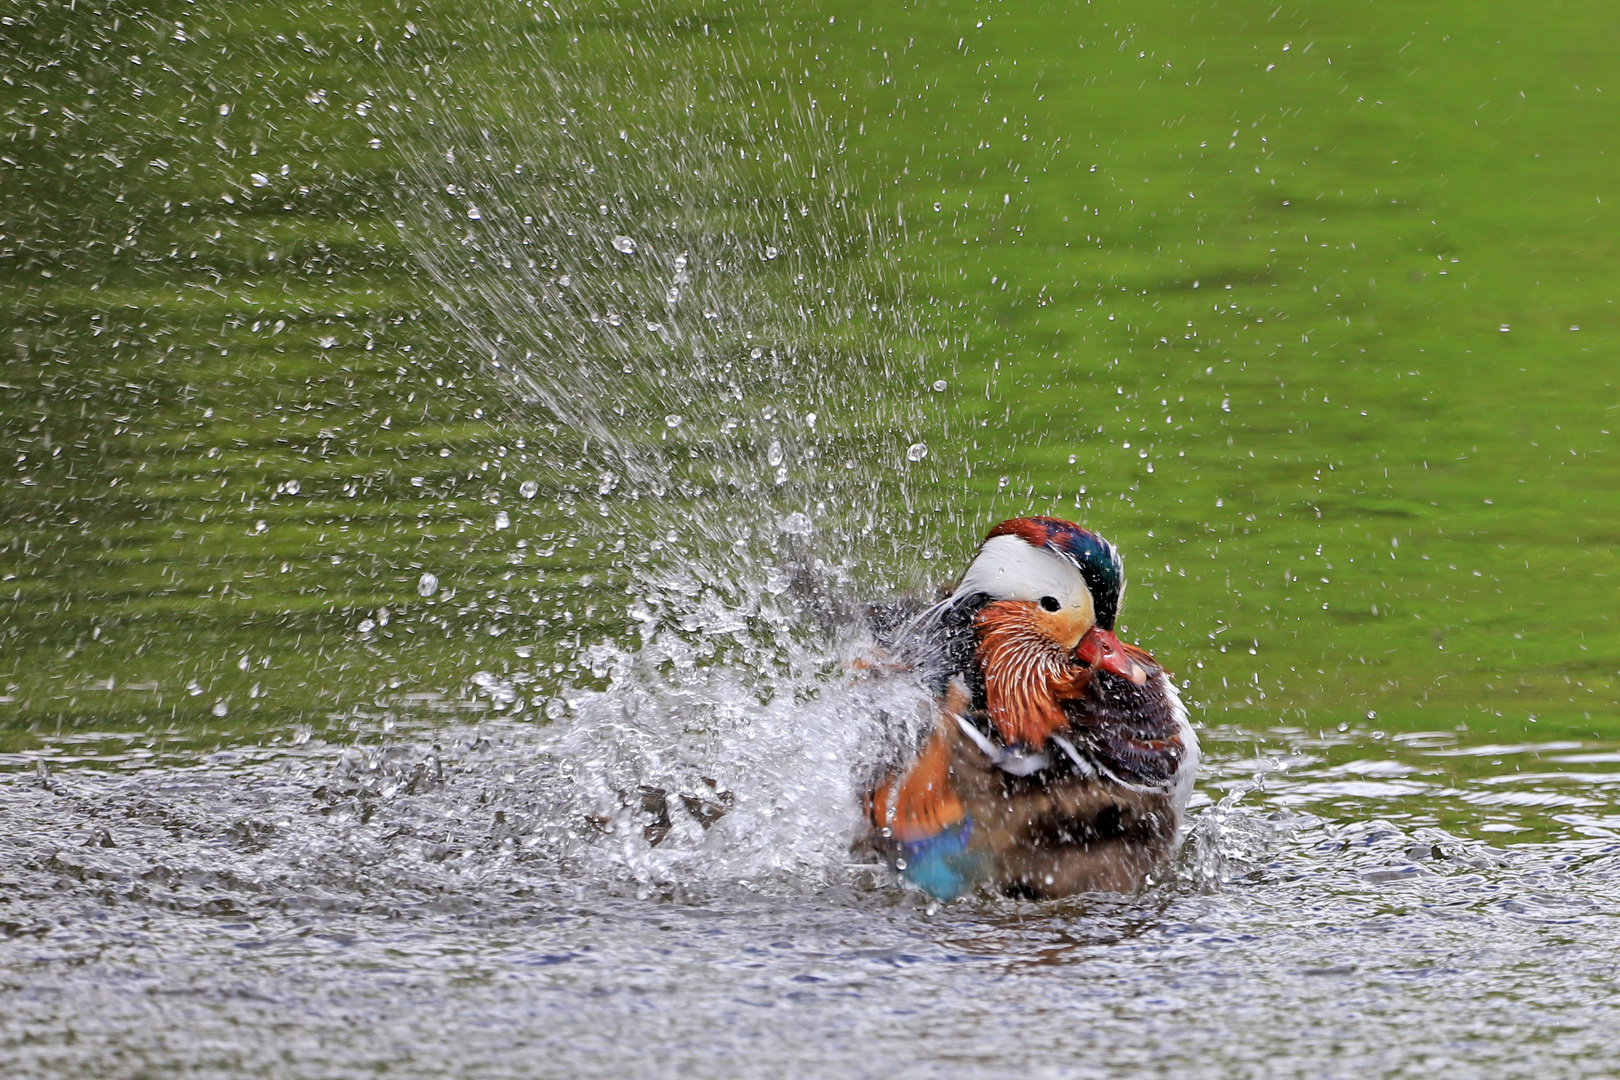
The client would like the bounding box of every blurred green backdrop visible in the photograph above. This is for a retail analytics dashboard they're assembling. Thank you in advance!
[2,0,1616,755]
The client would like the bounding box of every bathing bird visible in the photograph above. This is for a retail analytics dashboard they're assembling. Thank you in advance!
[864,516,1198,900]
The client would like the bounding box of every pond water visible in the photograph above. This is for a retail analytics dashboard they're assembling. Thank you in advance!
[3,0,1619,1075]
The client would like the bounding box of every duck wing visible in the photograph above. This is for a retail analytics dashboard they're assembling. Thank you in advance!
[1058,651,1192,790]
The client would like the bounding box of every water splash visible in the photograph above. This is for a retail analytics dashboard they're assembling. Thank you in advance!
[377,3,961,885]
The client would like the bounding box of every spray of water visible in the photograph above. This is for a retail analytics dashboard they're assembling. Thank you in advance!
[377,2,960,888]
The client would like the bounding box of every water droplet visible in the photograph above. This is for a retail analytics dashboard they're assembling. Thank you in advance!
[358,618,376,634]
[439,448,451,457]
[494,511,510,529]
[767,440,784,467]
[750,346,764,360]
[211,700,229,717]
[466,206,483,220]
[254,520,268,534]
[764,245,778,259]
[779,512,812,536]
[417,572,439,597]
[1499,324,1510,333]
[557,274,571,287]
[932,379,948,392]
[665,287,680,303]
[665,415,683,428]
[283,479,300,495]
[612,235,636,254]
[906,443,929,463]
[933,202,943,212]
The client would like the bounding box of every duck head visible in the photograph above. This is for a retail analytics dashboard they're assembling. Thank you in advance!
[948,516,1146,686]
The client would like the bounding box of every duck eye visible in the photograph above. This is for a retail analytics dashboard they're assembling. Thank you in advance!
[1039,596,1061,612]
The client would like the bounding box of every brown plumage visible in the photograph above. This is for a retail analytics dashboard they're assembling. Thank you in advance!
[1061,643,1190,789]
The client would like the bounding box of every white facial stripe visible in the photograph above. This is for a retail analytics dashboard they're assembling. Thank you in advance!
[952,535,1092,612]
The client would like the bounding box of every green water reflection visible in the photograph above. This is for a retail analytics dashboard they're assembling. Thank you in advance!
[2,0,1616,755]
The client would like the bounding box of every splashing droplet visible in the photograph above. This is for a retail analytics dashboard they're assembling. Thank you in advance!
[612,235,637,254]
[494,511,511,529]
[778,512,813,536]
[417,572,440,597]
[906,443,929,463]
[519,480,539,499]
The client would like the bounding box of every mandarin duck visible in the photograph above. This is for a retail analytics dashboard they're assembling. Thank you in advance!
[864,516,1198,901]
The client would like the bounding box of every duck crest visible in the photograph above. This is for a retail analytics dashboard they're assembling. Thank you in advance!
[973,600,1090,748]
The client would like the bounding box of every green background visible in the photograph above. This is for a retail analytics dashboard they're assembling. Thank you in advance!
[2,0,1616,757]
